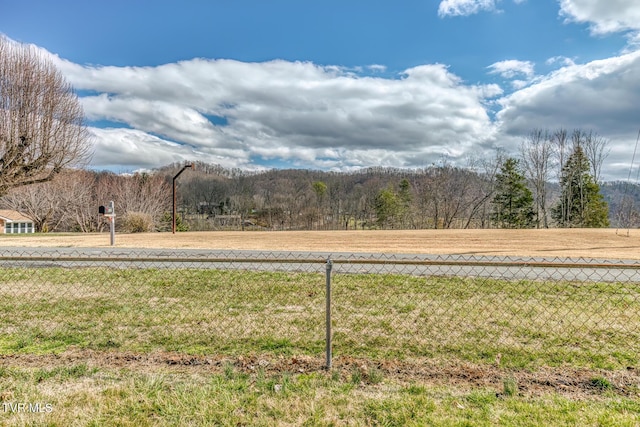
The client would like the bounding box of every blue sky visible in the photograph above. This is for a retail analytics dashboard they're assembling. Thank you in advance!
[1,0,640,179]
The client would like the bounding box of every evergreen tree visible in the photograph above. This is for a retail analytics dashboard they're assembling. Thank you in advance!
[491,158,536,228]
[375,179,415,229]
[374,186,399,229]
[551,145,609,227]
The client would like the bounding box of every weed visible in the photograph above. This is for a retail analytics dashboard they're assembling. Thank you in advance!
[502,376,519,397]
[590,376,613,391]
[223,361,235,380]
[367,367,384,385]
[350,367,363,385]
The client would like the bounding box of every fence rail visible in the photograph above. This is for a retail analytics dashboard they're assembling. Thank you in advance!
[1,248,639,369]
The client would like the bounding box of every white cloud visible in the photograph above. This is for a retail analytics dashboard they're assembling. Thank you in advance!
[559,0,640,35]
[438,0,497,17]
[497,49,640,180]
[487,60,536,90]
[546,56,576,67]
[48,54,502,171]
[366,64,387,73]
[18,32,640,181]
[627,32,640,51]
[89,128,204,169]
[488,60,535,79]
[510,80,530,90]
[497,50,640,132]
[438,0,524,17]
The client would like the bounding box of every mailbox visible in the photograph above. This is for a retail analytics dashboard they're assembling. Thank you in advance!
[99,203,114,216]
[100,201,116,246]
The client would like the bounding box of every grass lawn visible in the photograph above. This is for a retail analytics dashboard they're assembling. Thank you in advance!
[1,266,640,425]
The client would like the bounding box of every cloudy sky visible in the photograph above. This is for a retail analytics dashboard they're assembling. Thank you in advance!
[2,0,640,180]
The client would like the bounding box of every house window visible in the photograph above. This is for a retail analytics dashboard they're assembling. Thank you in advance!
[3,221,33,233]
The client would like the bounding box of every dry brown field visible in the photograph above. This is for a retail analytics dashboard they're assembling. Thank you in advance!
[2,228,640,260]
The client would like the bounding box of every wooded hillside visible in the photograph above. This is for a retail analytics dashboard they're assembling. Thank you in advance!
[2,160,637,232]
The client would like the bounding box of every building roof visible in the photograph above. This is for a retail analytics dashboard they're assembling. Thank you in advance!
[0,210,33,222]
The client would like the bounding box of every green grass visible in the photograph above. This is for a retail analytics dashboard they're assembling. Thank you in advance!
[1,266,640,424]
[1,267,639,367]
[332,274,640,368]
[0,268,326,356]
[1,363,639,426]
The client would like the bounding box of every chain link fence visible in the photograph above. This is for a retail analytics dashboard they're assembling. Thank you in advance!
[1,248,639,368]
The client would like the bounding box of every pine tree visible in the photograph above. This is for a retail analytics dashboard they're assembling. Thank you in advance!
[374,186,399,229]
[491,158,536,228]
[373,179,416,229]
[551,145,609,227]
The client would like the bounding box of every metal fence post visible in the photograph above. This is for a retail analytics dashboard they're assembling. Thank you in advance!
[109,201,115,246]
[325,256,333,369]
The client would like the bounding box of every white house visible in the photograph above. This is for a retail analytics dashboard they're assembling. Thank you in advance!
[0,210,35,234]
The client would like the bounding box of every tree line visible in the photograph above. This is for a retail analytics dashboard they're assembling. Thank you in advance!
[170,130,614,232]
[0,170,171,232]
[1,140,633,233]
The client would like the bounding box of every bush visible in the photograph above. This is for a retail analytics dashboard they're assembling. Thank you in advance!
[158,211,189,232]
[122,211,154,233]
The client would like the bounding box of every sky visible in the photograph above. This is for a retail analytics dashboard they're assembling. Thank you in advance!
[1,0,640,180]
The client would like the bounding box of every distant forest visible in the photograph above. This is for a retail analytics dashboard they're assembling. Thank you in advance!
[2,159,639,233]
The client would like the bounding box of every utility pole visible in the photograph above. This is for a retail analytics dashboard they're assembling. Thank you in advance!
[173,164,193,234]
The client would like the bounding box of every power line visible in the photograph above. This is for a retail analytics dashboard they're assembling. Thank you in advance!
[618,128,640,236]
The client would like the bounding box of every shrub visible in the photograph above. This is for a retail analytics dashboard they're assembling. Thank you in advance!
[158,211,189,232]
[122,211,154,233]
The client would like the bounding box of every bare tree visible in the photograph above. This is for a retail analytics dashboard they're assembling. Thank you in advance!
[549,128,571,225]
[0,36,91,197]
[551,129,570,176]
[462,152,502,229]
[229,175,255,230]
[581,130,610,183]
[521,129,554,228]
[0,180,61,231]
[114,172,171,229]
[0,169,100,232]
[427,161,478,229]
[58,170,102,232]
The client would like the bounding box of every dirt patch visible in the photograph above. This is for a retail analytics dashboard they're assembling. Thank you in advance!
[2,229,640,260]
[1,350,637,399]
